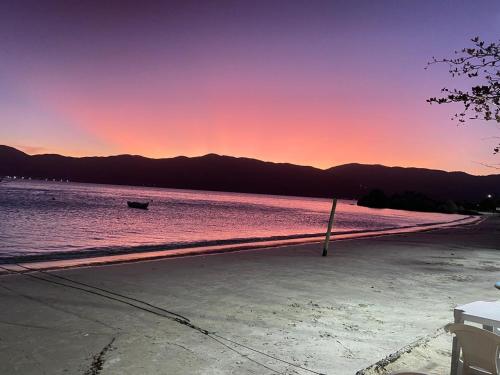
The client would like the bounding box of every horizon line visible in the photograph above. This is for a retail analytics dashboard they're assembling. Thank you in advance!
[2,144,498,178]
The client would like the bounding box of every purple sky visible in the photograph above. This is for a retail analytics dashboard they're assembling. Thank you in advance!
[1,1,499,174]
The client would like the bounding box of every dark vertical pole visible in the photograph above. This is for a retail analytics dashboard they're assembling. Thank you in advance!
[322,198,337,256]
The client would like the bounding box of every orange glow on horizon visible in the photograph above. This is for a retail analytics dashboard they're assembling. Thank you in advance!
[2,0,499,176]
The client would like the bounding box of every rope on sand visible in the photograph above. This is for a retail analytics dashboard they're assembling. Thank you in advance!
[14,263,191,322]
[0,264,326,375]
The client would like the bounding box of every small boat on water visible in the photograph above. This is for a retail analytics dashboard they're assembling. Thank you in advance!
[127,201,150,210]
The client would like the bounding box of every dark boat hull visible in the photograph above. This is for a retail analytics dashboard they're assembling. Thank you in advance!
[127,201,149,209]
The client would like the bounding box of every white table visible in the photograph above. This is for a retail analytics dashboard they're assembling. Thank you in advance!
[451,300,500,375]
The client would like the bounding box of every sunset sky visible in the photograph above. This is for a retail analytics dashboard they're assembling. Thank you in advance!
[1,1,499,175]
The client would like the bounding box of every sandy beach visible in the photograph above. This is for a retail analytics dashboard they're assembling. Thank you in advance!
[1,216,499,375]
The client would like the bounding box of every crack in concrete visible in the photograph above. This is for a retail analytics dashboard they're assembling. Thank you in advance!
[84,337,116,375]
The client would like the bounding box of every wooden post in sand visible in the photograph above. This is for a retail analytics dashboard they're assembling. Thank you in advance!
[322,198,337,256]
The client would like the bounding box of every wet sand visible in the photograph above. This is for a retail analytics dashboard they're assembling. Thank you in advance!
[0,216,499,375]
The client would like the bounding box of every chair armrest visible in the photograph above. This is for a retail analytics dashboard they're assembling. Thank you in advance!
[444,323,454,333]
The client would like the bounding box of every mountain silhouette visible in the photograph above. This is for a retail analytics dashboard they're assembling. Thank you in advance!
[1,145,499,202]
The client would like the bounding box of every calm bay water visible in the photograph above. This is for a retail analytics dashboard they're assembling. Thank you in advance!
[0,180,466,263]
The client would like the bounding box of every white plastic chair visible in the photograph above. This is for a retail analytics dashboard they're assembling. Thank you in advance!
[445,323,500,375]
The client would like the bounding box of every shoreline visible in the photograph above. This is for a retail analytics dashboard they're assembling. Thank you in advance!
[0,215,482,274]
[0,215,498,374]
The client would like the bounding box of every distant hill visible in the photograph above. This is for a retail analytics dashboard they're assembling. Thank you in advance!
[1,145,499,202]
